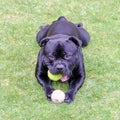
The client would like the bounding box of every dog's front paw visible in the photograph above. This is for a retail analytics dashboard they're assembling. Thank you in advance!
[64,92,75,103]
[45,87,54,100]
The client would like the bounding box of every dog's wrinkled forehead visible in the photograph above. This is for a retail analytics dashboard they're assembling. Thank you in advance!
[44,35,78,55]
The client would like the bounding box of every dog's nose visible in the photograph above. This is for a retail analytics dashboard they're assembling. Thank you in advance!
[56,64,64,72]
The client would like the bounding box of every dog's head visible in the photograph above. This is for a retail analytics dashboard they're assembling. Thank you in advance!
[41,34,82,82]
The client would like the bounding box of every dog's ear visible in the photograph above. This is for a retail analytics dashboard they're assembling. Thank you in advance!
[40,38,49,47]
[69,36,82,47]
[36,25,50,45]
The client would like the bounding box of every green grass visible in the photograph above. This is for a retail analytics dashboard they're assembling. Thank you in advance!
[0,0,120,119]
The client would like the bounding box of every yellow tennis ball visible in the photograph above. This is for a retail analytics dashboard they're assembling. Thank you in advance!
[48,70,62,81]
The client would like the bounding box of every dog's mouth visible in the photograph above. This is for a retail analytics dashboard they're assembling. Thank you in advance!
[60,75,69,82]
[48,69,70,82]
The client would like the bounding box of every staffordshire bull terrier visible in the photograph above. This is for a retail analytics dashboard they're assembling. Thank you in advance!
[35,16,90,103]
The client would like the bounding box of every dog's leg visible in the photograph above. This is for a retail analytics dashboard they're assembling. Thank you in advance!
[35,59,54,100]
[65,76,85,103]
[65,56,85,103]
[76,23,90,47]
[36,25,50,45]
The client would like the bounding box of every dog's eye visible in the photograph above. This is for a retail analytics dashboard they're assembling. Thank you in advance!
[49,55,55,61]
[64,54,72,60]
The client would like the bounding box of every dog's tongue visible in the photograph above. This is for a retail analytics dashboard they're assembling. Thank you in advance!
[60,75,69,82]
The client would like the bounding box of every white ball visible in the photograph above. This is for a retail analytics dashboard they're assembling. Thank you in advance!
[51,90,65,103]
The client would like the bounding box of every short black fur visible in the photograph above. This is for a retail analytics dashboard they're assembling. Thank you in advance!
[35,16,90,103]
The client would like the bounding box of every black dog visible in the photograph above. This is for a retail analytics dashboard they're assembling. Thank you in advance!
[35,16,90,103]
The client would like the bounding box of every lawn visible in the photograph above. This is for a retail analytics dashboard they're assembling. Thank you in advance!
[0,0,120,120]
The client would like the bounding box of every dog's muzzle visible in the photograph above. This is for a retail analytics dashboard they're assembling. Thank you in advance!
[55,64,65,73]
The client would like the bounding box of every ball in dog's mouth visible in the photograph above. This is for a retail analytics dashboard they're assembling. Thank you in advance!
[48,70,69,82]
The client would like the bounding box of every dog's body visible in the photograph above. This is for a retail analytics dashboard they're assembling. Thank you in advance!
[35,16,90,103]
